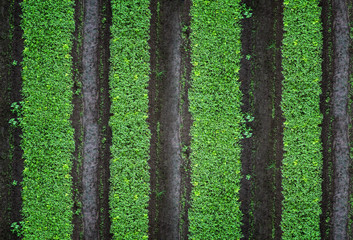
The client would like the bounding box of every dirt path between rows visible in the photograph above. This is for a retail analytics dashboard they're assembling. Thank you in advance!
[82,0,100,238]
[148,0,191,238]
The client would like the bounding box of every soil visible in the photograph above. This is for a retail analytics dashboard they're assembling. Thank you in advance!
[272,0,284,238]
[71,0,84,238]
[179,1,192,239]
[0,0,23,239]
[0,0,13,238]
[240,1,284,239]
[320,0,334,238]
[10,1,24,239]
[97,0,113,238]
[239,1,254,238]
[331,0,350,238]
[82,0,100,238]
[251,1,277,238]
[155,0,183,238]
[346,1,353,239]
[147,0,160,238]
[148,1,191,239]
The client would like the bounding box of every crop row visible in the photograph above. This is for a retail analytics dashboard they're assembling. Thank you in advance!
[280,0,323,239]
[108,1,151,239]
[188,0,244,239]
[20,0,75,239]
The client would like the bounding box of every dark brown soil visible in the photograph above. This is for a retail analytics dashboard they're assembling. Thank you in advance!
[97,0,113,238]
[250,1,277,238]
[240,1,284,239]
[0,1,24,240]
[9,1,24,239]
[0,0,13,238]
[148,0,191,239]
[147,0,161,238]
[239,1,254,238]
[320,0,334,239]
[272,0,284,238]
[179,0,192,239]
[71,0,84,238]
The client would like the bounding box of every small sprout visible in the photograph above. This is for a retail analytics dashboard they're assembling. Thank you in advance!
[244,129,253,138]
[11,221,23,237]
[9,118,18,127]
[245,114,254,122]
[241,4,253,18]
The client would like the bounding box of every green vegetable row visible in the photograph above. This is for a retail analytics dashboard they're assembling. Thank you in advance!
[281,1,323,239]
[21,0,75,239]
[188,1,244,239]
[108,1,151,239]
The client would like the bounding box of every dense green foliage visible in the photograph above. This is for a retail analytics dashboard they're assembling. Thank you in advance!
[281,1,323,239]
[108,1,151,239]
[20,0,75,239]
[188,1,244,238]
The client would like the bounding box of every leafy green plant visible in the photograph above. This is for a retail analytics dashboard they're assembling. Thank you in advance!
[280,1,323,239]
[10,102,21,114]
[11,180,17,186]
[9,118,19,127]
[188,1,244,239]
[108,1,151,239]
[10,221,23,237]
[9,101,23,127]
[20,1,75,239]
[241,3,253,18]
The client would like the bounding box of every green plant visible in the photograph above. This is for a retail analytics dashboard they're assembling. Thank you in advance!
[10,102,21,114]
[9,101,23,127]
[108,1,151,239]
[10,221,23,237]
[241,3,253,18]
[9,118,19,127]
[11,180,17,186]
[188,0,244,239]
[243,127,253,139]
[20,1,75,239]
[280,0,323,239]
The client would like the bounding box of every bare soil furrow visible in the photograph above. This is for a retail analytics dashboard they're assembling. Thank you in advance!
[82,0,100,238]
